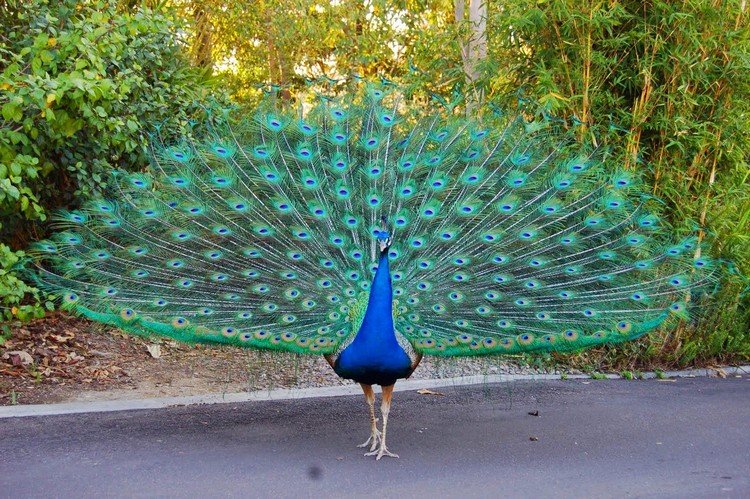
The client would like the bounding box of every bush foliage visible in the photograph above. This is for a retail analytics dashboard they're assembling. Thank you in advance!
[0,0,223,318]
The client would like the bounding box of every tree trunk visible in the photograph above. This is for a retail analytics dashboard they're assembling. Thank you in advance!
[191,1,213,69]
[455,0,488,113]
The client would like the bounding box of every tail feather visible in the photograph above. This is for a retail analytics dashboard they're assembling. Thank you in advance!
[29,83,718,356]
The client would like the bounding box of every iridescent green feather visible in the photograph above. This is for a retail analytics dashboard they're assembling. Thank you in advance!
[29,83,717,357]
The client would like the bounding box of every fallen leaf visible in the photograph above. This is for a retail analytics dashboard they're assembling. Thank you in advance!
[3,351,34,366]
[416,388,444,396]
[146,344,162,359]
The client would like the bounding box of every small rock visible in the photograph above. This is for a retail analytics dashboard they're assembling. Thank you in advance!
[529,436,539,441]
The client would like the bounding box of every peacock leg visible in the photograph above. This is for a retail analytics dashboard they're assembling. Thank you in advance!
[365,384,399,460]
[357,383,381,451]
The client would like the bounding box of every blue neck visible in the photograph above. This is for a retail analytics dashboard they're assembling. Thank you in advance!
[353,249,396,345]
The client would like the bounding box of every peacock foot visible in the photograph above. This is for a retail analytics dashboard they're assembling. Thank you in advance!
[364,444,399,460]
[357,427,382,451]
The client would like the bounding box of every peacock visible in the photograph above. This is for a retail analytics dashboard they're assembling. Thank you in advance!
[29,82,717,460]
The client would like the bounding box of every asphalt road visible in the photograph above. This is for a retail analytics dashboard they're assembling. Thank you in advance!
[1,377,748,498]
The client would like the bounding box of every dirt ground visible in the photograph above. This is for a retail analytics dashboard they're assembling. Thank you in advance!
[0,313,348,406]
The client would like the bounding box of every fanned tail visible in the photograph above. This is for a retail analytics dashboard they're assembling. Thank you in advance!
[28,83,719,356]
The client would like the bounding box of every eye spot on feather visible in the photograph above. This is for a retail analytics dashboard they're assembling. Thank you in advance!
[513,151,531,165]
[563,329,579,341]
[172,317,188,328]
[670,302,685,313]
[616,321,633,334]
[518,333,534,345]
[263,303,278,312]
[120,308,135,321]
[492,254,509,264]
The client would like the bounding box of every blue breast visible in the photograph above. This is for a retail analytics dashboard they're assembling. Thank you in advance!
[333,250,413,386]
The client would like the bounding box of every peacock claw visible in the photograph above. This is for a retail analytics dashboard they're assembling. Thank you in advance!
[357,428,381,451]
[365,446,399,460]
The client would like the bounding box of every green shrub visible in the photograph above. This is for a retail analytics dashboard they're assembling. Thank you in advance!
[0,0,224,244]
[0,244,50,322]
[0,0,226,321]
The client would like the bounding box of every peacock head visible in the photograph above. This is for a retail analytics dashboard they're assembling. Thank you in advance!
[377,230,392,254]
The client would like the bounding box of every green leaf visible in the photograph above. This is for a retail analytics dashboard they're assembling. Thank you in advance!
[2,103,22,122]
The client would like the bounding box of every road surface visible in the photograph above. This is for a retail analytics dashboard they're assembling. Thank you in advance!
[2,377,749,498]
